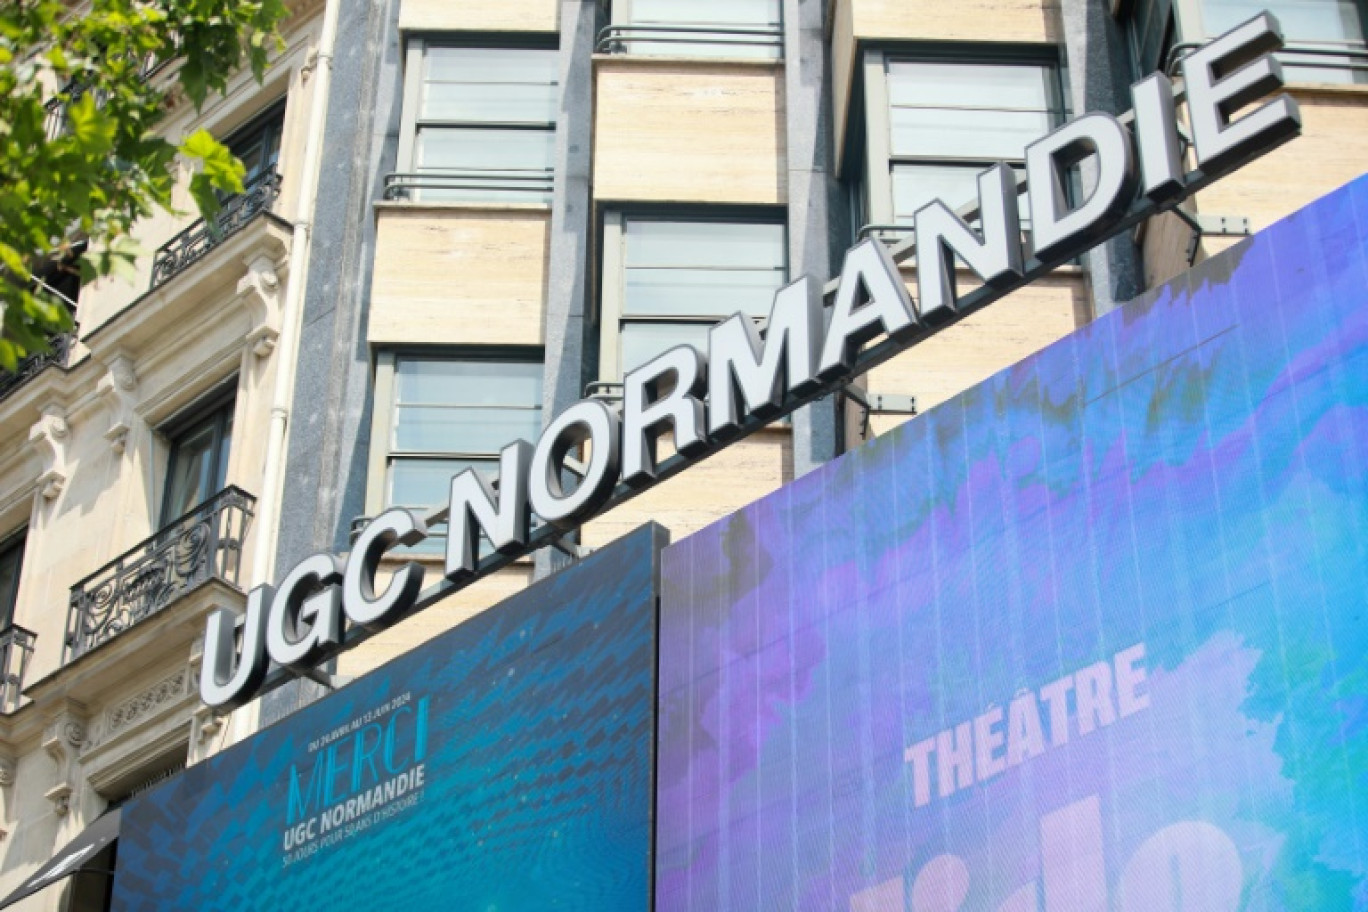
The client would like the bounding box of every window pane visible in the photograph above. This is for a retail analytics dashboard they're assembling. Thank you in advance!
[621,0,781,57]
[0,536,24,627]
[887,62,1052,111]
[624,267,783,317]
[621,322,714,374]
[164,423,217,521]
[387,358,543,515]
[416,128,555,173]
[890,106,1052,160]
[892,164,1030,226]
[397,359,543,407]
[389,458,494,509]
[423,48,558,123]
[423,82,558,123]
[624,220,785,268]
[630,0,780,27]
[892,165,985,222]
[394,406,543,453]
[1204,0,1365,44]
[425,47,559,85]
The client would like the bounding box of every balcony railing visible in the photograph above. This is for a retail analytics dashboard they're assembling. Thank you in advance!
[0,625,36,713]
[149,170,282,291]
[43,53,172,141]
[595,24,784,58]
[383,169,555,204]
[0,328,77,405]
[65,486,254,663]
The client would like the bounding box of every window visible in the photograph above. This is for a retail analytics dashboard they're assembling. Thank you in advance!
[859,54,1064,239]
[603,0,783,59]
[394,42,559,203]
[1123,0,1368,84]
[162,393,234,526]
[599,216,787,379]
[224,99,286,190]
[0,532,25,629]
[370,353,544,551]
[1205,0,1367,82]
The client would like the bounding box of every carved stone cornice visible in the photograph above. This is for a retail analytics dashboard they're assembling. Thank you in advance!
[40,700,88,816]
[237,254,283,358]
[96,353,140,454]
[27,404,70,500]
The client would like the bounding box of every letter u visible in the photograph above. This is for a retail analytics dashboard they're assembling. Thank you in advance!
[199,584,272,709]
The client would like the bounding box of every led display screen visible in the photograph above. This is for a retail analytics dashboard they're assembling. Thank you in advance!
[112,525,663,912]
[656,178,1368,911]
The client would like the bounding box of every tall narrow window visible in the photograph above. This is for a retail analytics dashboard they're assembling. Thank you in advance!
[225,99,286,189]
[0,532,25,629]
[371,353,544,551]
[1122,0,1368,84]
[162,394,234,525]
[1201,0,1367,82]
[600,216,787,378]
[604,0,783,58]
[888,60,1058,228]
[393,43,559,203]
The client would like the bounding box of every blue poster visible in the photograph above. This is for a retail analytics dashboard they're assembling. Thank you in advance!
[112,525,663,911]
[657,177,1368,911]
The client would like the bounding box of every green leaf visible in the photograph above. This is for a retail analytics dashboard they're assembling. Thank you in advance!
[0,242,27,280]
[65,93,116,155]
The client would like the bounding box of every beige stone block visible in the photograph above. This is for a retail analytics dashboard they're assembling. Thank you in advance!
[1139,89,1368,290]
[1193,88,1368,236]
[371,205,549,347]
[862,271,1089,438]
[583,431,791,549]
[594,59,787,204]
[399,0,557,32]
[338,565,534,679]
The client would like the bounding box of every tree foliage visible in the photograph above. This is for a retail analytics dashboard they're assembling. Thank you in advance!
[0,0,287,370]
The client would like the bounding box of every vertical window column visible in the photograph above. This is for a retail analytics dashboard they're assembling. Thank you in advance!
[599,216,787,379]
[371,354,544,551]
[861,55,1062,239]
[393,43,560,203]
[602,0,783,58]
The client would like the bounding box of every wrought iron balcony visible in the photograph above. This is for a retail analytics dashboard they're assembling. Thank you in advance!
[149,170,282,292]
[0,329,77,405]
[65,487,254,663]
[0,625,35,713]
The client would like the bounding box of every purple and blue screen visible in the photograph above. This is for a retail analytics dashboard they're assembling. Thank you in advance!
[656,177,1368,911]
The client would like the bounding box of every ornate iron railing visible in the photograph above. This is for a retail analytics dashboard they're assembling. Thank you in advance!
[65,487,255,663]
[148,170,282,291]
[43,53,172,141]
[0,329,77,404]
[0,625,35,714]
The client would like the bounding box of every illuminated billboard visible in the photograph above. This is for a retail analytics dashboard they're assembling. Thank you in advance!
[656,178,1368,911]
[111,525,664,912]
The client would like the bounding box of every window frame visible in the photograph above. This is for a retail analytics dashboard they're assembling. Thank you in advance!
[1125,0,1368,83]
[605,0,784,59]
[365,348,546,526]
[859,48,1068,236]
[396,36,560,204]
[0,529,26,630]
[159,384,237,528]
[597,210,789,382]
[222,96,287,188]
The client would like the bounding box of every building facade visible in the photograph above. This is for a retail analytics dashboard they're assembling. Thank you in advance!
[1,0,1366,908]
